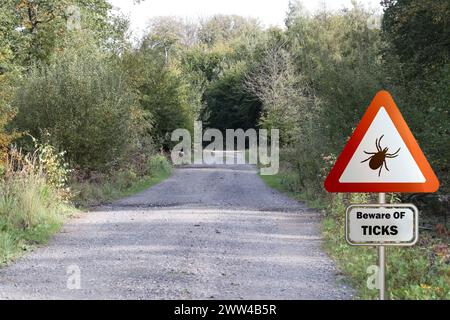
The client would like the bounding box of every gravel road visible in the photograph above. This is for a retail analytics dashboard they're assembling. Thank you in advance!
[0,153,353,299]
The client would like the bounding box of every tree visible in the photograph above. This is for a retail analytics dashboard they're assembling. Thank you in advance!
[285,0,307,28]
[0,0,126,67]
[142,17,187,63]
[286,3,383,149]
[198,15,260,47]
[245,43,310,145]
[123,47,195,149]
[203,62,261,132]
[381,0,450,193]
[381,0,450,68]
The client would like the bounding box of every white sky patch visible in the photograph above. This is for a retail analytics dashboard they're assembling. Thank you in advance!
[108,0,383,38]
[339,107,426,183]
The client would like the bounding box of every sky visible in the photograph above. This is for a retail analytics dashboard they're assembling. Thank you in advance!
[108,0,383,38]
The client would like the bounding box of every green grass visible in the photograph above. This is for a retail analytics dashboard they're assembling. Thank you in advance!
[259,170,450,300]
[260,174,285,191]
[260,173,327,209]
[0,208,73,266]
[120,171,170,197]
[0,174,75,266]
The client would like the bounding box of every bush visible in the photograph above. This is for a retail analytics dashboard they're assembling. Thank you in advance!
[70,154,172,207]
[13,33,149,171]
[147,154,172,177]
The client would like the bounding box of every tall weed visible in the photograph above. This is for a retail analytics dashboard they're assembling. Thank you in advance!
[0,141,72,265]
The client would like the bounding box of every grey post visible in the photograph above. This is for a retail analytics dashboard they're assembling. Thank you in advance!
[378,192,386,300]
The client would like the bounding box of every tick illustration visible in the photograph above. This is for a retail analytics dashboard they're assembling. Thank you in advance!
[361,135,400,177]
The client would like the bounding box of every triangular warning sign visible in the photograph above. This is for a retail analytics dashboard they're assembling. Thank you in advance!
[324,90,439,193]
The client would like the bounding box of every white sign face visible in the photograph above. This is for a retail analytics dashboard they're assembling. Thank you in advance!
[339,107,425,183]
[346,204,418,246]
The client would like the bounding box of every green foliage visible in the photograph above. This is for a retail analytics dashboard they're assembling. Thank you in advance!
[245,42,313,145]
[0,110,18,165]
[123,46,196,149]
[383,66,450,195]
[287,4,383,150]
[381,0,450,68]
[0,1,21,71]
[142,17,191,62]
[182,44,233,83]
[381,0,450,194]
[203,62,262,131]
[263,1,448,206]
[13,33,146,171]
[144,66,194,148]
[134,15,268,139]
[0,0,178,268]
[0,0,126,67]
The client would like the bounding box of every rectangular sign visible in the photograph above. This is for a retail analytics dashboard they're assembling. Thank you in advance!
[346,204,418,246]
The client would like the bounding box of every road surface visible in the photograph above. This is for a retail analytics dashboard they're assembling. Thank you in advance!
[0,153,353,299]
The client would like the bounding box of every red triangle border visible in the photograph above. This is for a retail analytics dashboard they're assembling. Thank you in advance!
[324,90,439,193]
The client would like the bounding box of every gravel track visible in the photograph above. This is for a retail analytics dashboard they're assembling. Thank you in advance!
[0,156,353,299]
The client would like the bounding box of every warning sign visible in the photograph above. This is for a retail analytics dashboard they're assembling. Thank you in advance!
[346,204,418,246]
[324,90,439,193]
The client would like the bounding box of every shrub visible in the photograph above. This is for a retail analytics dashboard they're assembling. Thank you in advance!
[113,168,139,190]
[13,32,148,171]
[29,134,71,194]
[70,154,172,208]
[147,154,172,177]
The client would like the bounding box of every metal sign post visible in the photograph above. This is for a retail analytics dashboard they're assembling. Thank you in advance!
[378,192,385,300]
